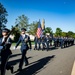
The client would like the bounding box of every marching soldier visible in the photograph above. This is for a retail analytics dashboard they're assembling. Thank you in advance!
[41,35,46,50]
[59,37,64,49]
[53,36,57,48]
[63,37,66,48]
[49,36,52,46]
[57,37,60,47]
[15,28,31,71]
[34,35,38,50]
[37,37,41,50]
[0,28,13,75]
[46,34,50,51]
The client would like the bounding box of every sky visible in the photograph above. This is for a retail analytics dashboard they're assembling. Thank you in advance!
[0,0,75,33]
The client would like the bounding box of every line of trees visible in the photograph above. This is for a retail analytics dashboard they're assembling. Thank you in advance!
[0,3,75,42]
[0,3,8,37]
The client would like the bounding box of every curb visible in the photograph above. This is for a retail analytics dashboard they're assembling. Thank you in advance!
[71,61,75,75]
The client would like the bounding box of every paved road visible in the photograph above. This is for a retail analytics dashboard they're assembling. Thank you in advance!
[2,45,75,75]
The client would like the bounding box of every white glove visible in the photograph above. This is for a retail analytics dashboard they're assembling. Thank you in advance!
[13,47,16,50]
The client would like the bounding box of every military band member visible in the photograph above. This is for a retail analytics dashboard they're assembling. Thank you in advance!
[0,28,13,75]
[15,28,31,71]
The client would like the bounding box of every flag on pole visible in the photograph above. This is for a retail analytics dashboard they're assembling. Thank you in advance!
[41,19,45,31]
[41,19,45,35]
[36,20,42,38]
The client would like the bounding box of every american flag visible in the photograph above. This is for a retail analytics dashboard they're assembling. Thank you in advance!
[36,20,42,38]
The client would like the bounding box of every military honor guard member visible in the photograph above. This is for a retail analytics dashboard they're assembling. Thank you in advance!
[15,28,31,71]
[0,28,13,75]
[37,37,41,50]
[41,35,46,50]
[46,34,50,51]
[34,35,38,50]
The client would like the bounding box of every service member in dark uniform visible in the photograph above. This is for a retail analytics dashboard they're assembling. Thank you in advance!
[59,37,64,49]
[37,37,41,50]
[15,28,31,71]
[53,36,57,48]
[34,35,38,50]
[46,35,50,51]
[0,28,13,75]
[41,35,46,50]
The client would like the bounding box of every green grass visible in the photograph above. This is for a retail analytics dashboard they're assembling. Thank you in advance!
[12,43,16,46]
[31,41,35,45]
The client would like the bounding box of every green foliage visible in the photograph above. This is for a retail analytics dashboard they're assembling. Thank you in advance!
[15,14,29,31]
[73,33,75,39]
[11,25,20,42]
[55,28,62,37]
[0,3,8,37]
[12,14,29,42]
[0,3,8,29]
[67,31,74,37]
[44,27,53,34]
[61,32,67,37]
[28,21,38,35]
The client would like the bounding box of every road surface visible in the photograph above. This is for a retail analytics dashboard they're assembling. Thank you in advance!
[1,45,75,75]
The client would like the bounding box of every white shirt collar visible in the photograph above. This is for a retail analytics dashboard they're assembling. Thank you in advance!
[21,34,26,39]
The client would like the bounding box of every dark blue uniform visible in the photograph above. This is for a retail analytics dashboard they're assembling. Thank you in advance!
[0,37,13,75]
[41,36,46,50]
[0,28,13,75]
[59,37,64,48]
[46,35,50,51]
[34,36,38,50]
[37,38,41,50]
[15,34,31,70]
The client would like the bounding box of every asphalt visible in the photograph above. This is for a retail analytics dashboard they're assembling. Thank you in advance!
[1,45,75,75]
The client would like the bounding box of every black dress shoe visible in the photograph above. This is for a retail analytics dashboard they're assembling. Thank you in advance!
[10,66,13,73]
[25,63,29,66]
[17,68,22,71]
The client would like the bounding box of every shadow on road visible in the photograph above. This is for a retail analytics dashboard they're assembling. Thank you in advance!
[0,56,32,71]
[7,56,32,66]
[9,53,22,58]
[14,55,55,75]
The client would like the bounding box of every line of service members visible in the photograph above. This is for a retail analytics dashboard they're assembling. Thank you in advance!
[34,34,74,51]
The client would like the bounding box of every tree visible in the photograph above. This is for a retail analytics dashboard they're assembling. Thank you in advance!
[11,25,20,42]
[73,33,75,39]
[55,28,62,37]
[44,27,53,34]
[67,31,74,37]
[0,3,8,37]
[28,21,38,35]
[61,32,67,37]
[0,3,8,29]
[15,14,29,31]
